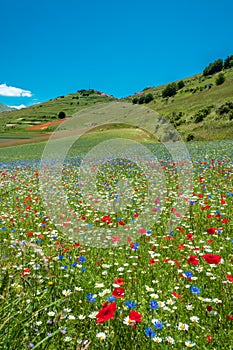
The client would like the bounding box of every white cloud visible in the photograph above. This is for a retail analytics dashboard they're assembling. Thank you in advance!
[0,83,32,97]
[9,104,27,110]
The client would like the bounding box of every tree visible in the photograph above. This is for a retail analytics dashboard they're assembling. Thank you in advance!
[177,80,185,89]
[162,83,177,98]
[144,93,154,103]
[132,97,139,104]
[224,55,233,69]
[58,111,66,119]
[215,73,225,86]
[138,96,145,104]
[203,59,223,76]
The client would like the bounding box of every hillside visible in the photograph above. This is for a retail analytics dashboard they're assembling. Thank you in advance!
[127,67,233,141]
[1,66,233,142]
[0,103,14,112]
[0,90,116,135]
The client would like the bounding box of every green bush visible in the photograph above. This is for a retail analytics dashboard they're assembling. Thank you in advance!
[203,59,223,76]
[215,73,225,85]
[224,55,233,69]
[177,80,185,89]
[58,111,66,119]
[194,106,212,123]
[162,83,177,98]
[144,93,154,103]
[217,101,233,116]
[186,133,194,141]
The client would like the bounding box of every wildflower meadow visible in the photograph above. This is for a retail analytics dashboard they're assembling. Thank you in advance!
[0,137,233,349]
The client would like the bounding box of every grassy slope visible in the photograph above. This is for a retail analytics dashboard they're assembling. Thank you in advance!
[0,68,233,142]
[132,68,233,140]
[0,90,116,134]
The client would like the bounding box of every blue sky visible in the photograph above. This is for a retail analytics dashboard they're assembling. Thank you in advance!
[1,0,233,108]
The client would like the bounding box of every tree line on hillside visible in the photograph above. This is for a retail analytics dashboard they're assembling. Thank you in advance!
[160,54,232,99]
[203,55,233,76]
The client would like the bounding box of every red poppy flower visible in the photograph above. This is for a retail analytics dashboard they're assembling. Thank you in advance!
[187,255,199,266]
[206,305,213,312]
[149,258,158,265]
[112,236,121,243]
[206,335,212,342]
[201,205,210,210]
[112,287,124,298]
[222,218,229,223]
[172,292,182,298]
[118,220,125,226]
[202,254,221,264]
[207,227,217,234]
[139,228,146,234]
[96,302,116,323]
[186,233,193,240]
[20,268,30,277]
[129,310,142,323]
[227,315,233,320]
[114,278,124,286]
[226,274,233,282]
[101,216,111,224]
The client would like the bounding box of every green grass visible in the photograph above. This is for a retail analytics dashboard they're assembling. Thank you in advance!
[0,140,233,349]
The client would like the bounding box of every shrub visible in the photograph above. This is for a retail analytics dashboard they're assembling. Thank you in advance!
[224,55,233,69]
[138,96,145,104]
[144,93,154,103]
[203,59,223,76]
[177,80,185,89]
[194,106,212,123]
[132,97,139,104]
[217,101,233,116]
[215,73,225,85]
[58,111,66,119]
[186,133,194,141]
[162,83,177,98]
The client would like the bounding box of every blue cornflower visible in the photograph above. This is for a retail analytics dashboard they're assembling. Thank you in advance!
[78,256,86,263]
[190,286,201,294]
[70,262,77,267]
[152,319,164,330]
[58,255,64,260]
[81,267,86,272]
[132,242,139,251]
[125,300,136,309]
[150,300,159,310]
[86,294,96,303]
[190,200,195,205]
[107,296,116,302]
[145,327,156,338]
[184,271,193,278]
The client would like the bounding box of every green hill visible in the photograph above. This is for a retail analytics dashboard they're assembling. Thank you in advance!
[127,67,233,141]
[1,63,233,142]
